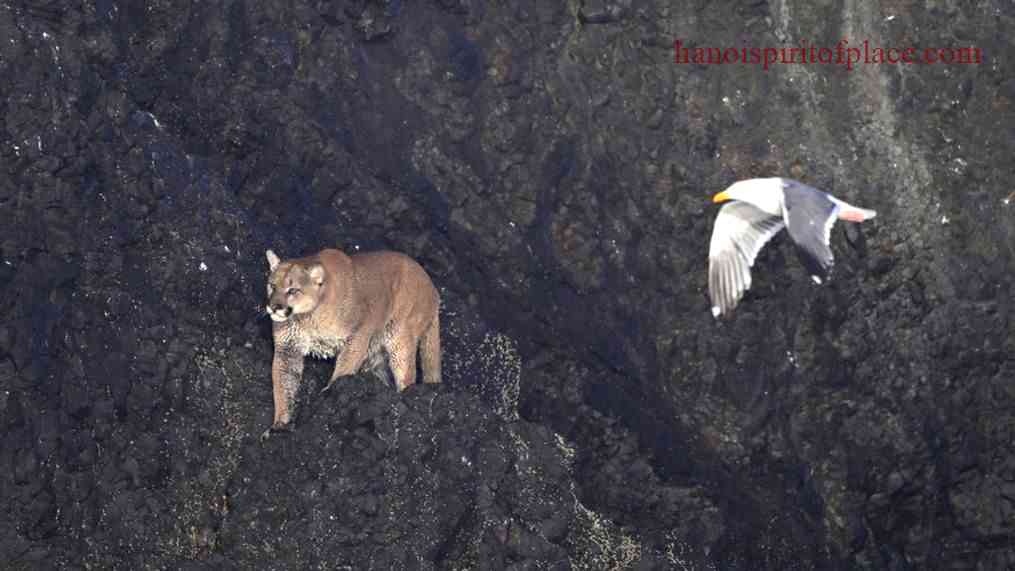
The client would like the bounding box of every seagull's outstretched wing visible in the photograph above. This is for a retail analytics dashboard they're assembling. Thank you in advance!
[781,180,839,283]
[708,201,786,317]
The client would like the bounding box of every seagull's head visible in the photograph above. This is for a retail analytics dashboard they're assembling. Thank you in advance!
[711,178,785,214]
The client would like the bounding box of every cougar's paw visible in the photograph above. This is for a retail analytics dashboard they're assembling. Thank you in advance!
[260,421,293,442]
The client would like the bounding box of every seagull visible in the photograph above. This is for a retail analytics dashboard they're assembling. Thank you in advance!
[707,177,877,318]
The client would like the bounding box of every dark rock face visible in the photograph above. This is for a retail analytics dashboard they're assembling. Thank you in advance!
[2,0,1014,569]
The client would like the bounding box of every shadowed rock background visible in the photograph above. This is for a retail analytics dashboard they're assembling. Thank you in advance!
[1,0,1013,569]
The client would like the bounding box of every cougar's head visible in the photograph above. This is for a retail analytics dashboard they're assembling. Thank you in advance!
[265,249,326,323]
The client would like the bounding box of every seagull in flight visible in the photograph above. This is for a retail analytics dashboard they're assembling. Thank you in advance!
[708,177,877,318]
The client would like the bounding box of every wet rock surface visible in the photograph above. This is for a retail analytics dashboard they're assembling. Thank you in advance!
[2,0,1014,569]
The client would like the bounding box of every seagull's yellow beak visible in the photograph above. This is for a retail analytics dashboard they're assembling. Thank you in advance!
[712,191,731,203]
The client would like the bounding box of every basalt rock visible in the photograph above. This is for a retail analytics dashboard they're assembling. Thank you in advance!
[2,0,1014,569]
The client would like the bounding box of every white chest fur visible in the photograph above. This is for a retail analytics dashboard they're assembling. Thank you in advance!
[276,320,346,359]
[300,332,345,359]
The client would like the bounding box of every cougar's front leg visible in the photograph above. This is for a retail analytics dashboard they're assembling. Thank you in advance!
[262,346,304,440]
[322,334,369,392]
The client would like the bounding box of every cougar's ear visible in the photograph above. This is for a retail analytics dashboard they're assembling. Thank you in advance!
[307,263,326,286]
[266,249,281,271]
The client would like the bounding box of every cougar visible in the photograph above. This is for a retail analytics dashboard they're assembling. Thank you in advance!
[261,248,441,437]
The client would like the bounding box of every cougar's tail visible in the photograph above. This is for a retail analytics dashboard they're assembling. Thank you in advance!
[419,309,442,384]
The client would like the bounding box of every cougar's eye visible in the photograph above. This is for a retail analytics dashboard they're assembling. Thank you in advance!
[287,288,300,296]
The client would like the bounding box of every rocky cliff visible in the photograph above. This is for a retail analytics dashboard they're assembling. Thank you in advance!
[2,1,1013,569]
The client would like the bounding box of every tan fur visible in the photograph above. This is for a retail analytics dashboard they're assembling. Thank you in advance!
[262,248,441,435]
